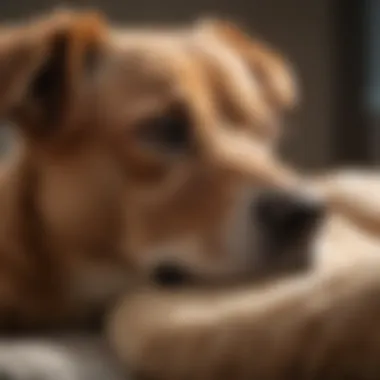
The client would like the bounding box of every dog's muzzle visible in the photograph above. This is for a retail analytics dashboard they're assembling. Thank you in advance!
[253,189,325,248]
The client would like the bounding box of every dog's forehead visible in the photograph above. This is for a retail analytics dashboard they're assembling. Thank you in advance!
[109,29,189,71]
[101,27,272,137]
[103,29,193,101]
[106,27,252,88]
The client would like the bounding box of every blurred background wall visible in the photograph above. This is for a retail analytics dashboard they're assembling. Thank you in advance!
[0,0,378,170]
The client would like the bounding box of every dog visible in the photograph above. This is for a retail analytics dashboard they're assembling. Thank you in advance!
[0,8,323,325]
[0,8,378,380]
[0,8,335,380]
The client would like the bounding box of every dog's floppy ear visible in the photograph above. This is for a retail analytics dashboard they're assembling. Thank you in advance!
[0,10,106,135]
[198,19,298,111]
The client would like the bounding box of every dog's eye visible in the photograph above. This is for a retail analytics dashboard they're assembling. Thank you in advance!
[136,103,192,154]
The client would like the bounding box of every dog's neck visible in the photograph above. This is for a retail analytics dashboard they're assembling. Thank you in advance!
[0,152,128,329]
[0,157,59,327]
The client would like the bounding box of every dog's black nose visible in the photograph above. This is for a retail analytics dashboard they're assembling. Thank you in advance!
[254,190,324,240]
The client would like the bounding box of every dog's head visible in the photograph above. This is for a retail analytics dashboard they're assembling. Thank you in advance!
[0,11,324,286]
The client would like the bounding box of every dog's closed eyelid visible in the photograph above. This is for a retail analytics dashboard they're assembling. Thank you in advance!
[135,102,194,154]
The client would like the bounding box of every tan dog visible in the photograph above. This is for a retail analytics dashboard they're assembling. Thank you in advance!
[0,8,327,380]
[0,8,378,380]
[0,8,317,328]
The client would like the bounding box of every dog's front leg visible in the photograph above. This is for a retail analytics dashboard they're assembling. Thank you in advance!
[108,261,380,380]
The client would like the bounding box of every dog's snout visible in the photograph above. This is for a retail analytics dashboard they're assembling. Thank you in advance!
[254,190,324,238]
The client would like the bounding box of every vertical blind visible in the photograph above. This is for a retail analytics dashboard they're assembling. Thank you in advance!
[363,0,380,162]
[365,0,380,114]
